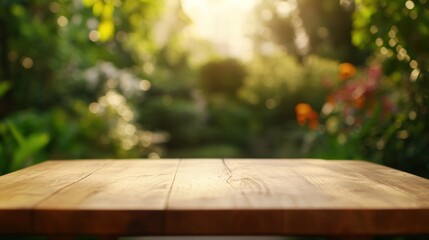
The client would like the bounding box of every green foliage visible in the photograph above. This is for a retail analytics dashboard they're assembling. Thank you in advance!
[199,58,246,98]
[140,98,203,146]
[350,0,429,177]
[171,144,242,158]
[83,0,116,41]
[1,0,428,183]
[242,53,338,117]
[0,82,11,97]
[0,0,165,173]
[0,0,340,173]
[254,0,368,63]
[0,115,50,174]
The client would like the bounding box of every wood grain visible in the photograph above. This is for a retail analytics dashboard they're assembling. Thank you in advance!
[323,160,429,206]
[166,159,235,209]
[34,159,179,235]
[224,159,429,209]
[167,159,429,210]
[0,160,107,234]
[164,159,429,235]
[0,160,108,208]
[1,159,429,236]
[36,160,179,210]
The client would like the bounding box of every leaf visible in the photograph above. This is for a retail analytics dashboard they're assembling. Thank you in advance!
[83,0,95,7]
[11,4,25,17]
[0,144,6,174]
[11,133,50,171]
[98,20,115,41]
[102,3,115,19]
[6,121,24,146]
[92,1,104,17]
[0,81,11,98]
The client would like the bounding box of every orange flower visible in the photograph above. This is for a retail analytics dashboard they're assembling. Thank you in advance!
[326,94,336,104]
[353,95,365,109]
[295,103,319,130]
[339,63,356,80]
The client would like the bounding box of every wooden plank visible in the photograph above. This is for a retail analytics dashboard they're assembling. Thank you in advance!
[166,159,235,209]
[165,159,429,235]
[0,160,107,234]
[224,159,429,209]
[321,160,429,207]
[166,159,366,210]
[34,159,179,235]
[2,159,429,236]
[223,159,354,208]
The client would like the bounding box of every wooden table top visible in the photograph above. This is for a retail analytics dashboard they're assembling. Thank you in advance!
[1,159,429,236]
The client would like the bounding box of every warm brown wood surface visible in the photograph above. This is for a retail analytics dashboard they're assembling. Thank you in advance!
[1,159,429,236]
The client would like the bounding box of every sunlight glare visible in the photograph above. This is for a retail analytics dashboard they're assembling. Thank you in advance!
[181,0,259,60]
[276,1,296,17]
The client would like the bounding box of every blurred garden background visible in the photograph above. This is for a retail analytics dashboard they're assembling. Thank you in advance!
[1,0,429,178]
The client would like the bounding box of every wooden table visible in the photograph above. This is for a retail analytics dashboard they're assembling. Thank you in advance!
[1,159,429,239]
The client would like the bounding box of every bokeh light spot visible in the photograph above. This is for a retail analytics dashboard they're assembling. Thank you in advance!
[409,60,418,69]
[370,25,378,34]
[261,9,273,21]
[49,2,60,13]
[388,38,397,47]
[322,102,334,115]
[124,124,136,136]
[408,111,417,120]
[22,57,33,69]
[380,47,388,55]
[410,68,420,81]
[388,29,396,39]
[375,38,383,47]
[89,30,100,42]
[87,18,98,29]
[405,0,415,10]
[397,130,410,139]
[57,16,68,27]
[326,116,339,134]
[376,139,385,150]
[139,80,151,91]
[276,1,295,17]
[265,98,277,109]
[89,102,101,114]
[116,31,127,42]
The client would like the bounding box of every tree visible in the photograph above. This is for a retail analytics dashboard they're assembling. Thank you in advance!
[253,0,368,64]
